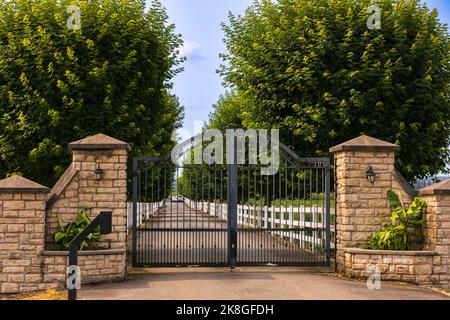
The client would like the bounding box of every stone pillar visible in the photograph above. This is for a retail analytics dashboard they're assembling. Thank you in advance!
[68,134,130,251]
[418,182,450,289]
[0,176,50,293]
[330,135,404,272]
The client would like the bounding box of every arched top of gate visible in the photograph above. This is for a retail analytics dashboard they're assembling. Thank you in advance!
[159,130,309,167]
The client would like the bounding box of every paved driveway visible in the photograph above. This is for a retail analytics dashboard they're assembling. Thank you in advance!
[78,268,449,300]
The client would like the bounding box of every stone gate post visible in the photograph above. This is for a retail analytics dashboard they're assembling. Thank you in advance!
[67,134,130,251]
[418,182,450,289]
[330,135,412,272]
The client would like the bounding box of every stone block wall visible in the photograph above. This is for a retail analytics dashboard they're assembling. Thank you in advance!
[0,178,49,293]
[43,250,126,285]
[0,134,129,294]
[344,248,436,285]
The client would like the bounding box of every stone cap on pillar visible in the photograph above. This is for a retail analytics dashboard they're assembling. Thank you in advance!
[418,179,450,196]
[329,135,400,153]
[69,133,131,151]
[0,175,50,194]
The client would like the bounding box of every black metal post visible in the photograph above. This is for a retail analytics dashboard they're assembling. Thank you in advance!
[67,211,112,300]
[227,132,238,269]
[325,159,331,267]
[132,159,138,267]
[68,245,78,300]
[333,156,338,272]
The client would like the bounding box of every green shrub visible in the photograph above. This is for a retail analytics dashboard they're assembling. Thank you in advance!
[367,190,427,250]
[54,207,101,250]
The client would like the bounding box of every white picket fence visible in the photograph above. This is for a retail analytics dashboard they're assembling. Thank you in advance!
[126,201,164,231]
[184,199,335,251]
[127,199,335,250]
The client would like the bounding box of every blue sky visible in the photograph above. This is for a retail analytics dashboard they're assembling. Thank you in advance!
[150,0,450,136]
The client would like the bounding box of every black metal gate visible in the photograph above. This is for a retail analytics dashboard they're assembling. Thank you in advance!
[132,138,331,267]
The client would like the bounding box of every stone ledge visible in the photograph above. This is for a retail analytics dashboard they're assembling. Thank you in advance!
[0,175,50,194]
[69,133,131,151]
[330,135,400,153]
[344,248,437,256]
[43,249,126,256]
[46,166,79,210]
[418,179,450,196]
[393,168,417,198]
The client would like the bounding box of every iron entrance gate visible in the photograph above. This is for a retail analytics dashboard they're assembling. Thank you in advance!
[132,160,230,266]
[132,140,331,267]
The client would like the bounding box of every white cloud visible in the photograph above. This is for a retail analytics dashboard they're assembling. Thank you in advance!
[179,41,202,59]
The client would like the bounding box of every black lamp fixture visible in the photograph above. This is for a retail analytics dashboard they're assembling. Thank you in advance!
[94,164,104,181]
[366,166,376,184]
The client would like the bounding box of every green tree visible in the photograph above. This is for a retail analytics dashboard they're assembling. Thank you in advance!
[0,0,184,186]
[208,91,247,130]
[219,0,450,182]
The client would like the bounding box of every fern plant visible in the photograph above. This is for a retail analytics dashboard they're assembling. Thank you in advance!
[54,207,101,250]
[367,190,427,250]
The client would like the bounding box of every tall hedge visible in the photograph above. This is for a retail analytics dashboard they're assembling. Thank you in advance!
[219,0,450,182]
[0,0,184,186]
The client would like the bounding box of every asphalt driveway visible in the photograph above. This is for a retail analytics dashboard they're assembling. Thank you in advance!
[78,268,449,300]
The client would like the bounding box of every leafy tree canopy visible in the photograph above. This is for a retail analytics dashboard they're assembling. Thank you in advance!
[208,91,247,130]
[0,0,184,186]
[217,0,450,182]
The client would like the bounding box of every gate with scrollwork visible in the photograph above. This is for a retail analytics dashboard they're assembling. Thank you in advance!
[131,134,331,267]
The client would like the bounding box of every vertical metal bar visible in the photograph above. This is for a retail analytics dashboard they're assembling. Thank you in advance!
[163,167,167,265]
[194,166,198,264]
[68,245,77,300]
[221,168,224,263]
[157,168,161,264]
[214,168,217,263]
[200,165,204,264]
[227,133,238,268]
[309,168,313,260]
[176,166,179,264]
[297,165,301,258]
[132,158,138,267]
[325,159,331,267]
[333,155,338,272]
[315,166,319,263]
[290,168,294,263]
[265,173,269,264]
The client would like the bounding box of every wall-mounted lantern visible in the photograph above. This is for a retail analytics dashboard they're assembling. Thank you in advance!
[95,165,104,181]
[366,166,376,184]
